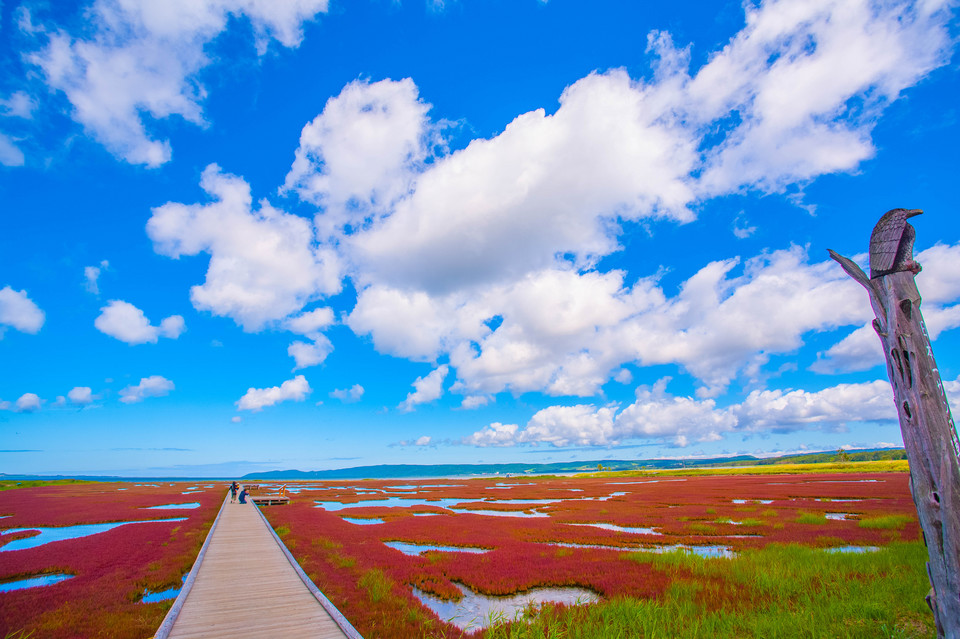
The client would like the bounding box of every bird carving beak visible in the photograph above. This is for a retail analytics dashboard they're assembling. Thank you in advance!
[906,209,923,218]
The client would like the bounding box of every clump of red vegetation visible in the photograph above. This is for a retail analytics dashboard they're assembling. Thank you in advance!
[0,482,223,639]
[262,472,919,638]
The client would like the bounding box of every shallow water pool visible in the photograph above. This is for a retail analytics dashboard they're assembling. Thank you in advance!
[1,517,188,552]
[0,573,73,592]
[412,582,599,631]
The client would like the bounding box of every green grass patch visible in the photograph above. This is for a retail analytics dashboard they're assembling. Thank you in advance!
[859,515,914,530]
[795,511,827,524]
[359,568,393,603]
[0,479,93,492]
[273,525,291,537]
[485,542,933,638]
[594,459,908,478]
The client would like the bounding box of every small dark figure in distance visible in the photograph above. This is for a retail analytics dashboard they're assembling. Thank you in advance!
[238,488,248,504]
[230,481,238,503]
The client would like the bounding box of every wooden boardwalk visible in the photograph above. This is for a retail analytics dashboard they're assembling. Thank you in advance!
[155,495,362,639]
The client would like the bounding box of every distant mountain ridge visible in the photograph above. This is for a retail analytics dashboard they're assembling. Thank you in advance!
[241,448,905,480]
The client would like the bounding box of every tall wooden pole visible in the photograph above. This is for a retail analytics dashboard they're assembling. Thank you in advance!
[829,209,960,638]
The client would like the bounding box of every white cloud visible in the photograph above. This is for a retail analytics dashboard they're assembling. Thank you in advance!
[288,335,333,370]
[0,286,45,334]
[283,78,435,239]
[0,132,25,166]
[460,395,491,410]
[67,386,94,404]
[415,435,432,446]
[352,247,877,399]
[813,242,960,373]
[330,383,364,403]
[84,260,109,295]
[400,364,448,412]
[285,307,335,335]
[350,69,698,295]
[0,91,37,119]
[320,0,953,401]
[119,375,174,403]
[94,300,185,344]
[462,422,520,447]
[148,164,341,331]
[27,0,329,166]
[465,378,898,447]
[15,393,42,412]
[237,375,311,411]
[683,0,953,195]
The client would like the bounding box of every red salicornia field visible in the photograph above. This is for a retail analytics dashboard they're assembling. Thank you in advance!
[0,481,222,638]
[0,469,935,638]
[259,469,931,638]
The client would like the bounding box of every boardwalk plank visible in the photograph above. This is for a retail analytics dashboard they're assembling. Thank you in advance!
[158,497,359,639]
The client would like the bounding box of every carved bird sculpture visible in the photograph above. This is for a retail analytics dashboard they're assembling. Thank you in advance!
[869,208,923,279]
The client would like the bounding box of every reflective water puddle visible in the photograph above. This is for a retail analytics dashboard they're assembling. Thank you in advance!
[142,575,187,603]
[452,509,549,518]
[315,497,470,511]
[0,573,74,592]
[342,517,385,525]
[1,517,188,552]
[550,542,734,558]
[824,546,879,553]
[567,523,661,535]
[732,499,774,504]
[384,541,490,556]
[143,502,200,510]
[412,582,598,631]
[825,512,855,521]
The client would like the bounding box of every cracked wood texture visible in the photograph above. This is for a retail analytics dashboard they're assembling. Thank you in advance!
[829,249,960,638]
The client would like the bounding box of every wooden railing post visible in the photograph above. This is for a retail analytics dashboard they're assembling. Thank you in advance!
[829,209,960,638]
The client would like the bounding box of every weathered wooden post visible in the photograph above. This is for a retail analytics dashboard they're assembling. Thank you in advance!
[828,209,960,638]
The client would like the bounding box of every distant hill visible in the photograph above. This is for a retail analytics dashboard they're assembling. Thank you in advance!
[240,449,905,480]
[704,448,907,467]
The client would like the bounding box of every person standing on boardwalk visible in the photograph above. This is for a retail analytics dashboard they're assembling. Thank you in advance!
[230,481,238,503]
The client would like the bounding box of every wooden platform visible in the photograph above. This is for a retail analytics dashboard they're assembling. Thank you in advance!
[251,494,290,506]
[154,496,361,639]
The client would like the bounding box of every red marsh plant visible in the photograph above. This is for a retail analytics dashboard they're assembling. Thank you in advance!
[260,471,921,637]
[0,482,223,639]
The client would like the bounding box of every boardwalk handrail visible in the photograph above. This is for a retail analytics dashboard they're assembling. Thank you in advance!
[153,492,229,639]
[253,502,364,639]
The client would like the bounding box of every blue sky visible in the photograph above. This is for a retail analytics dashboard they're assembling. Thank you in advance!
[1,0,959,477]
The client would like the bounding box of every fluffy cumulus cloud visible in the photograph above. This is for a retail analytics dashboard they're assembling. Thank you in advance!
[681,0,953,195]
[94,300,185,344]
[321,1,956,405]
[15,393,42,412]
[26,0,329,166]
[330,384,364,403]
[285,307,336,369]
[237,375,311,411]
[465,377,898,448]
[148,165,341,331]
[67,386,94,404]
[119,375,174,403]
[0,286,45,335]
[400,365,449,412]
[350,69,699,294]
[812,242,960,373]
[352,246,877,400]
[283,78,435,239]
